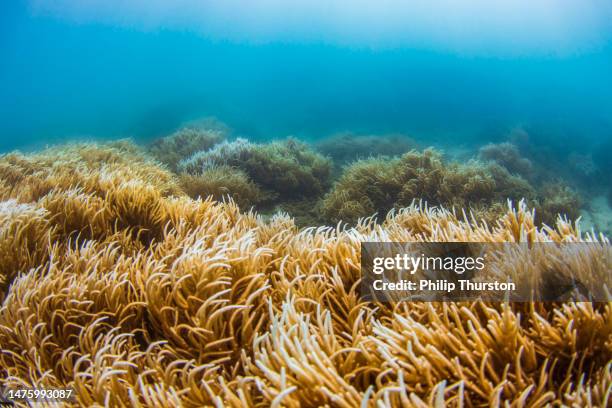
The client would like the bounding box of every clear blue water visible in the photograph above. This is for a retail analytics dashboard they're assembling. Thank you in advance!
[1,1,611,154]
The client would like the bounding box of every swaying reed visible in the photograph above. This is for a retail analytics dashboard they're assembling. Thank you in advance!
[0,142,610,407]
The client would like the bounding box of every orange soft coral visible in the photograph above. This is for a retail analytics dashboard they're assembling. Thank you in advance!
[0,143,609,407]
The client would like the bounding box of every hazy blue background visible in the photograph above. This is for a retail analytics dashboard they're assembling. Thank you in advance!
[1,0,611,152]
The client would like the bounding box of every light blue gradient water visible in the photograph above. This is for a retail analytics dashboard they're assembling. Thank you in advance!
[1,0,611,156]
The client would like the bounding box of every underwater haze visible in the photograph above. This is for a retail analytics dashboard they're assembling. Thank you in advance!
[1,0,612,151]
[2,3,612,405]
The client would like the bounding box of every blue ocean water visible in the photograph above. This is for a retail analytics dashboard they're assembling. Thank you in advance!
[1,1,611,155]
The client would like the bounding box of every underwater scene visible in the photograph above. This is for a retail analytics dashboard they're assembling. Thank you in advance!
[1,0,611,406]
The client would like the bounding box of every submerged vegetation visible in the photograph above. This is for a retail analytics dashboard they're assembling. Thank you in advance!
[321,148,580,226]
[149,126,226,171]
[0,139,609,406]
[178,166,273,208]
[179,137,333,200]
[0,124,609,406]
[478,142,534,180]
[316,132,417,166]
[145,127,586,228]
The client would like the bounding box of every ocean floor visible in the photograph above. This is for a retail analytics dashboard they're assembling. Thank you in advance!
[582,194,612,236]
[0,132,609,406]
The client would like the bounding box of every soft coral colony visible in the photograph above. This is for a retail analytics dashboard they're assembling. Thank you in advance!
[0,138,610,407]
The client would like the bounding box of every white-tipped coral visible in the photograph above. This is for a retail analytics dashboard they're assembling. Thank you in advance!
[149,126,226,171]
[0,200,53,301]
[178,138,253,174]
[179,137,333,203]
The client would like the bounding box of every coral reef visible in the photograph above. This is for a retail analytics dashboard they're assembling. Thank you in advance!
[536,182,582,225]
[180,137,333,200]
[316,132,416,166]
[475,139,599,229]
[178,138,254,174]
[478,142,533,179]
[321,148,578,226]
[0,142,609,406]
[0,200,52,300]
[503,126,609,197]
[179,165,274,208]
[0,141,183,251]
[148,126,226,171]
[0,140,181,202]
[320,156,401,224]
[270,197,326,227]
